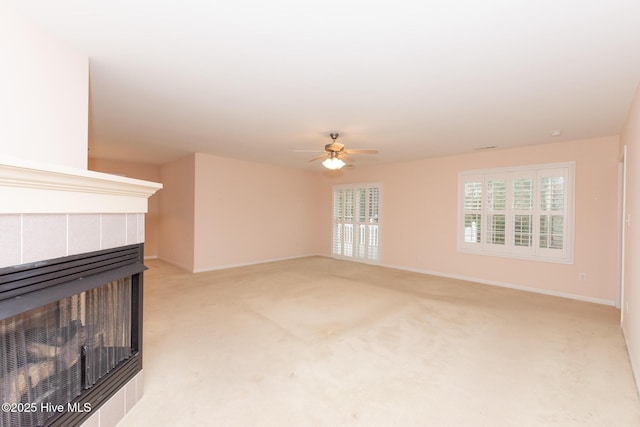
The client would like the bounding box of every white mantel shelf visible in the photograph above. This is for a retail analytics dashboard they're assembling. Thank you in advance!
[0,157,162,214]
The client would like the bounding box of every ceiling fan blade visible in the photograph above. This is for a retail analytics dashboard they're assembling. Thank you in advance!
[308,153,328,162]
[344,149,378,154]
[337,153,355,163]
[293,149,325,153]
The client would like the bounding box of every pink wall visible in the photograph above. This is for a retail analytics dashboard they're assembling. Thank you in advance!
[88,158,162,258]
[621,82,640,393]
[0,3,88,169]
[192,153,324,272]
[158,154,196,270]
[318,136,620,304]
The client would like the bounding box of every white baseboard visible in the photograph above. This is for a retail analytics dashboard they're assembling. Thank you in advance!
[152,257,193,272]
[621,327,640,399]
[192,254,323,274]
[380,262,616,306]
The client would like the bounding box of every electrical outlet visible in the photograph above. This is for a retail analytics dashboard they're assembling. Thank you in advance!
[579,273,587,281]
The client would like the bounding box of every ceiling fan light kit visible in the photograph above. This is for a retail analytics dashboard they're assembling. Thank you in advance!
[304,132,378,170]
[322,156,346,170]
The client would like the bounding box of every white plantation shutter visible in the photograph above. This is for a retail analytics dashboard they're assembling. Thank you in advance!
[343,189,354,257]
[461,175,483,249]
[486,175,507,252]
[332,191,343,256]
[538,168,569,260]
[511,174,535,256]
[355,189,367,258]
[332,184,381,262]
[458,163,574,263]
[368,187,380,260]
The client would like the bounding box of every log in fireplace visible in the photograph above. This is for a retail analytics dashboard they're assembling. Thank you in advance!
[0,244,145,427]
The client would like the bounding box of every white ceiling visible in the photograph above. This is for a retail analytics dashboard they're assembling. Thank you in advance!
[11,0,640,169]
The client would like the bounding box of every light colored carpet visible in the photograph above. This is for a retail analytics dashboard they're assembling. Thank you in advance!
[117,257,640,426]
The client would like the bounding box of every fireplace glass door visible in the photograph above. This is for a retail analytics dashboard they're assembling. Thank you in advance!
[1,277,132,427]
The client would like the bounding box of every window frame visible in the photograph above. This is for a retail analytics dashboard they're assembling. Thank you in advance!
[332,183,382,263]
[457,162,575,264]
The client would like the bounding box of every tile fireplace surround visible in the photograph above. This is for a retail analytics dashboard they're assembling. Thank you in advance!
[0,158,162,427]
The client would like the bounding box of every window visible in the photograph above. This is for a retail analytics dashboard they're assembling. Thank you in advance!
[458,162,574,263]
[333,183,380,262]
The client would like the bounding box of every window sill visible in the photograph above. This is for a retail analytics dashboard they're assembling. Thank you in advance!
[457,247,574,264]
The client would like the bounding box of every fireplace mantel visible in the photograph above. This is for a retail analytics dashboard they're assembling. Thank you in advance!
[0,157,162,214]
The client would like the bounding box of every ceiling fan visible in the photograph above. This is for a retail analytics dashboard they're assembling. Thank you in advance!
[301,133,378,170]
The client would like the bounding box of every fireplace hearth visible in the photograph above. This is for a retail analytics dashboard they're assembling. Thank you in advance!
[0,244,145,427]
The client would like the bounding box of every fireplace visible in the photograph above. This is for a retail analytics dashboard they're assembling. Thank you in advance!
[1,244,145,427]
[0,158,162,427]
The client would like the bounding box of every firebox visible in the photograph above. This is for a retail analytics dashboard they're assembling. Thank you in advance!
[0,244,145,427]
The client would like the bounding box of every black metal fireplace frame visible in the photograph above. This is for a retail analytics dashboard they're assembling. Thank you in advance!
[0,244,145,427]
